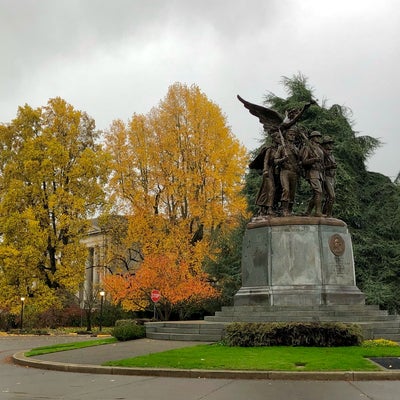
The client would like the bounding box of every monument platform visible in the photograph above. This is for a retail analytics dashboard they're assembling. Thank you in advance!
[234,216,364,307]
[201,216,400,341]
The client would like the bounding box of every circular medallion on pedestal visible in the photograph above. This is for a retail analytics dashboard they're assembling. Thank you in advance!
[329,233,345,256]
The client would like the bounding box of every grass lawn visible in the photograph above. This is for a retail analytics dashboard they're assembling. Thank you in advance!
[103,343,400,371]
[25,337,117,357]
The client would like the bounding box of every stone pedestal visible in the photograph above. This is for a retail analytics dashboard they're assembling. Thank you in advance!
[233,216,365,307]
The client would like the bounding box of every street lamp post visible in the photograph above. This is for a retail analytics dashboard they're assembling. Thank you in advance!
[20,297,25,332]
[99,291,105,332]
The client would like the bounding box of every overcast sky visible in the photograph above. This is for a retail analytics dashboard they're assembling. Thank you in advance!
[1,0,399,179]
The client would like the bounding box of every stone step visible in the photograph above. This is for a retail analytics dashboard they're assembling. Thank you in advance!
[213,311,337,317]
[211,310,389,318]
[372,327,400,334]
[145,321,226,342]
[359,321,400,329]
[317,315,397,322]
[205,315,398,323]
[370,333,400,341]
[366,325,400,331]
[206,316,319,323]
[219,304,381,312]
[146,326,224,335]
[146,321,226,331]
[145,319,400,342]
[146,331,223,342]
[217,307,386,315]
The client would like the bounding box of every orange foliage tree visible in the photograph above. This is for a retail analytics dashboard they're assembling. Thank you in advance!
[104,254,219,320]
[104,83,249,319]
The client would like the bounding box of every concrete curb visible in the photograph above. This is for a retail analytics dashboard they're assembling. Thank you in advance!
[12,350,400,381]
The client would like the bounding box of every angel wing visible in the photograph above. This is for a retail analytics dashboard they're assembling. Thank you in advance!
[248,145,268,170]
[237,94,283,130]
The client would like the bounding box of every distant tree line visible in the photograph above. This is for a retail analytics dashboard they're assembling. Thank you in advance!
[1,76,399,327]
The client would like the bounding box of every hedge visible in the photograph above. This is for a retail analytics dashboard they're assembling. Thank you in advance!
[112,319,146,341]
[223,322,363,347]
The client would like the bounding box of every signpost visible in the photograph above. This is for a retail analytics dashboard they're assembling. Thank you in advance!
[151,289,161,302]
[151,289,161,319]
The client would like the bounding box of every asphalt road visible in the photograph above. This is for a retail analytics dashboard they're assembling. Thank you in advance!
[2,335,400,400]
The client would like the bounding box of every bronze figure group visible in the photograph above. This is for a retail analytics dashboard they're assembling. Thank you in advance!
[238,95,337,218]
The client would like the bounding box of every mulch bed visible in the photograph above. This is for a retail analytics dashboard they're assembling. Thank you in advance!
[370,357,400,369]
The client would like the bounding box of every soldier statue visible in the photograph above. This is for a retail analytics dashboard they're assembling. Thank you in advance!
[274,129,300,216]
[300,131,325,217]
[252,132,281,216]
[321,135,337,217]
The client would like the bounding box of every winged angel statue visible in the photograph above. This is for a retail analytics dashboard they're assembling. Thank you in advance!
[237,95,316,217]
[237,95,314,131]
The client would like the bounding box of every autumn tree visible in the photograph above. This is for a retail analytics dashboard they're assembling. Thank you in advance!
[104,253,219,320]
[0,98,110,314]
[104,83,248,319]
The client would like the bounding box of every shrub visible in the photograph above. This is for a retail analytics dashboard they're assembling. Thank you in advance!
[362,338,399,347]
[223,322,363,347]
[0,310,15,331]
[112,319,146,341]
[93,304,137,327]
[35,304,83,328]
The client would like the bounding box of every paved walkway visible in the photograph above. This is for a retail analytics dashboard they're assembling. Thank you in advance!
[12,337,400,381]
[5,336,400,400]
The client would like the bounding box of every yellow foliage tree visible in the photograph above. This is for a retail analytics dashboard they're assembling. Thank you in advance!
[104,83,249,318]
[0,98,110,313]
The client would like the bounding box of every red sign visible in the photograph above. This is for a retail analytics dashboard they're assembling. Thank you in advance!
[151,289,161,303]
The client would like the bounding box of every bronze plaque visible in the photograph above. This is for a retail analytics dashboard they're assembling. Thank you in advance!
[329,234,345,256]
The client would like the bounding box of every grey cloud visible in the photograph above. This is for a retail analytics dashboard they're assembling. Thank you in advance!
[0,0,399,178]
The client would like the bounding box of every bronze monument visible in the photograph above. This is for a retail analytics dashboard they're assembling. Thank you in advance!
[237,95,336,218]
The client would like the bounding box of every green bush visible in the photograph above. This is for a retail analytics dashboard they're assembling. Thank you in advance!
[223,322,363,347]
[362,338,399,347]
[112,319,146,341]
